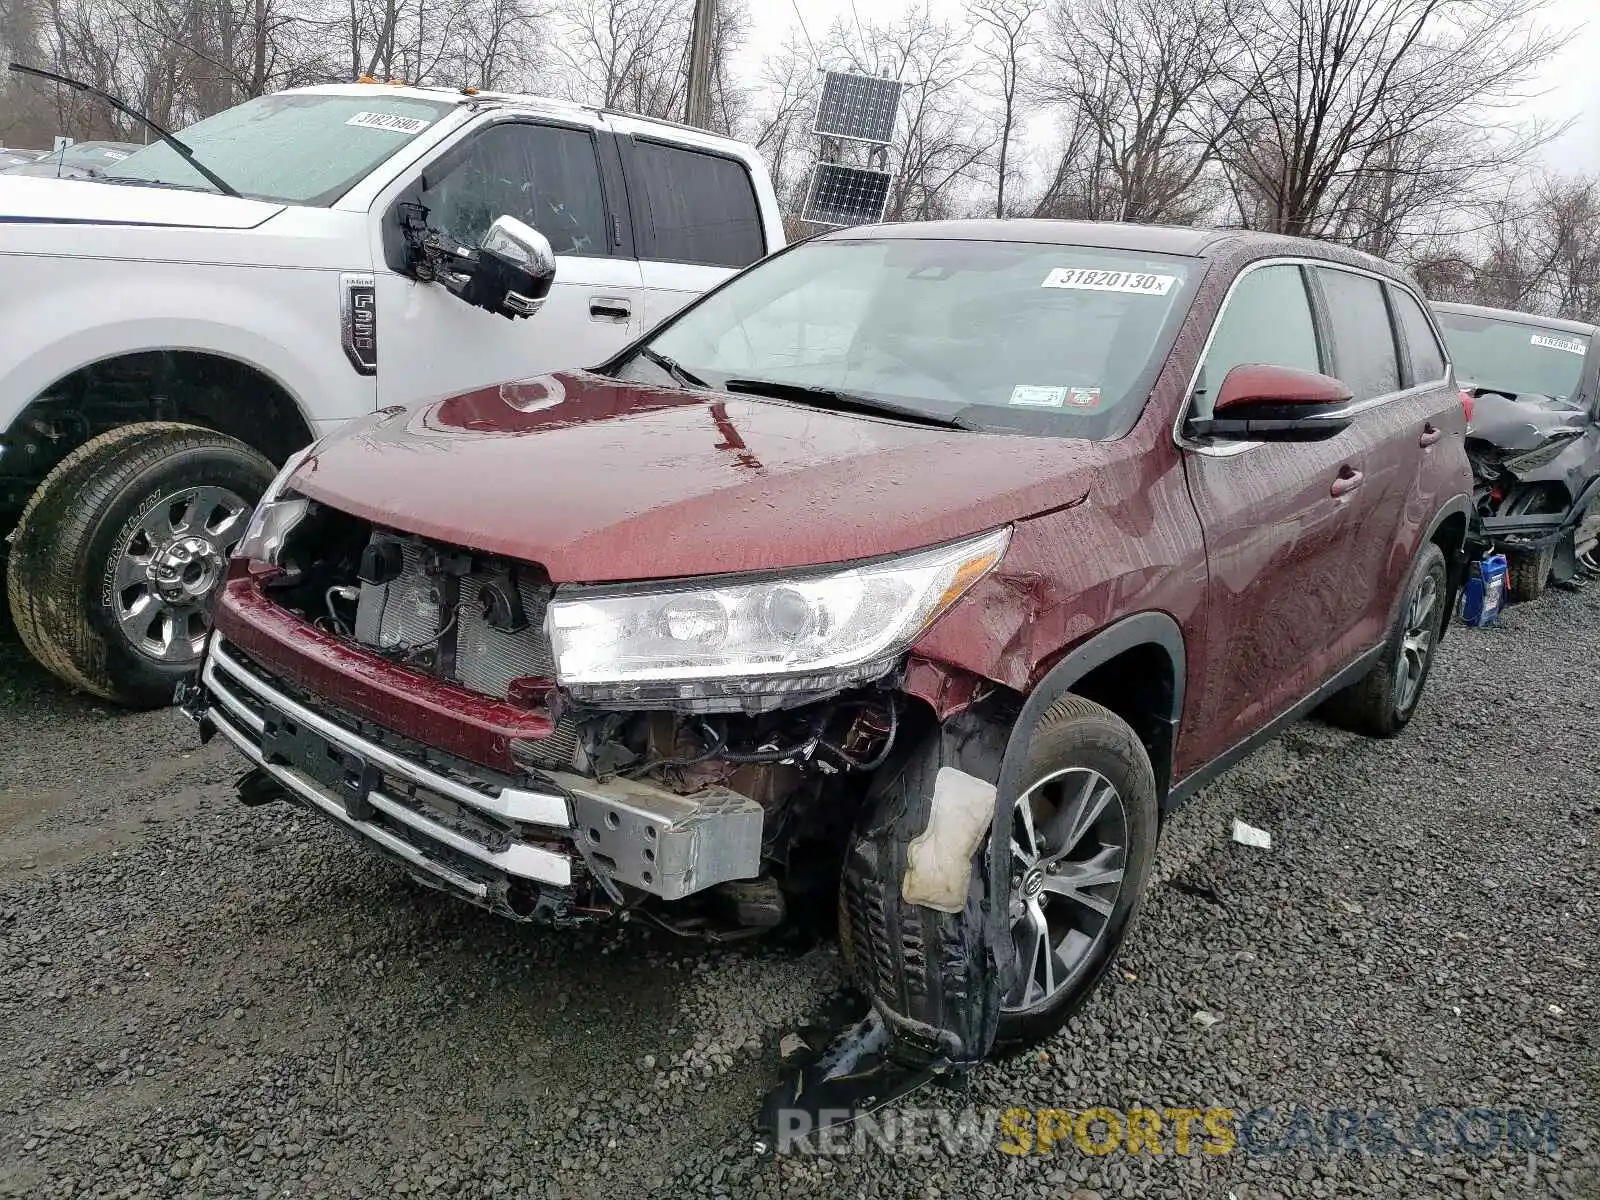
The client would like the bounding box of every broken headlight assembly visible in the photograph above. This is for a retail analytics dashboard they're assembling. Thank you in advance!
[234,445,315,567]
[547,526,1010,710]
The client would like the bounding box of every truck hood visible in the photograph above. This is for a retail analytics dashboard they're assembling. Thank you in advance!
[293,371,1108,581]
[0,175,284,230]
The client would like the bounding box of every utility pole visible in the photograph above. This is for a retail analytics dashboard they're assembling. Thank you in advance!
[684,0,715,129]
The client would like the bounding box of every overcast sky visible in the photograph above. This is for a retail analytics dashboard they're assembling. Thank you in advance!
[738,0,1599,174]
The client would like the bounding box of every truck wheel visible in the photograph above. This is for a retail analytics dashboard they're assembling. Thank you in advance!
[837,696,1157,1064]
[6,423,274,708]
[1506,547,1553,603]
[1320,542,1447,738]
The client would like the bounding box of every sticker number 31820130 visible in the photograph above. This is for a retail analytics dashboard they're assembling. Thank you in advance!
[1042,267,1178,295]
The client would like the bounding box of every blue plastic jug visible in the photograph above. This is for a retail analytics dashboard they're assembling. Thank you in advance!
[1461,554,1509,627]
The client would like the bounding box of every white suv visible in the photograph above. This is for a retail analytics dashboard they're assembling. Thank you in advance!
[0,82,784,706]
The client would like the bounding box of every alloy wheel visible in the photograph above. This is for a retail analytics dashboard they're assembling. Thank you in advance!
[1395,571,1440,714]
[110,485,250,662]
[1002,766,1129,1015]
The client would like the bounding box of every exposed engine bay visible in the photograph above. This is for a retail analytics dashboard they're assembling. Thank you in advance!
[243,500,922,936]
[187,498,1022,1148]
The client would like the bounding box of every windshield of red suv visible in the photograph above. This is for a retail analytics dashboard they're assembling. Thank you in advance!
[626,237,1195,439]
[1436,310,1592,407]
[99,93,456,205]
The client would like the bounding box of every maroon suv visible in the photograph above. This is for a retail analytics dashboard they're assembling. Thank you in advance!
[186,220,1471,1085]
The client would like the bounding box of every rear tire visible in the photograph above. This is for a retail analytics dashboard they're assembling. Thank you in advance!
[6,422,273,708]
[1507,547,1553,603]
[1320,542,1447,738]
[1502,486,1564,603]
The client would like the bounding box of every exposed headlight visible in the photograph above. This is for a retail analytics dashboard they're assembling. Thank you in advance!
[234,445,314,566]
[548,527,1010,708]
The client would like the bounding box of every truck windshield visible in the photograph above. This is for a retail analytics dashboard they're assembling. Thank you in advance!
[625,237,1194,440]
[100,93,455,205]
[1436,311,1592,407]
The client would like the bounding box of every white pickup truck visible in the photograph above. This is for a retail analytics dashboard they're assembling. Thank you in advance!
[0,82,784,706]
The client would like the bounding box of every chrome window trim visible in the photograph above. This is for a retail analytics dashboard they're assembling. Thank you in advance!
[1173,257,1445,458]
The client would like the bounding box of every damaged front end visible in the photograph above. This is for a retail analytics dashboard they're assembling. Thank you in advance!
[185,484,1024,1131]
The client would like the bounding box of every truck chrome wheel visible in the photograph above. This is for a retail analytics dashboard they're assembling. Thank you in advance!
[1003,766,1128,1015]
[112,485,249,662]
[1395,571,1439,714]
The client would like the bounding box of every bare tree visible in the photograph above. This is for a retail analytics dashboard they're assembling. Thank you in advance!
[1216,0,1568,241]
[553,0,685,115]
[1033,0,1240,225]
[745,30,819,207]
[971,0,1040,218]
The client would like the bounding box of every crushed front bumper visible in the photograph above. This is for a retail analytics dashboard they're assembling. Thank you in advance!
[187,636,764,919]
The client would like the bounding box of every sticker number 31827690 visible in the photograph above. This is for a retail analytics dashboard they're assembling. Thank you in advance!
[1042,267,1178,295]
[346,112,432,134]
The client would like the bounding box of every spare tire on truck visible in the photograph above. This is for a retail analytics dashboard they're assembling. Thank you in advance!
[6,422,274,708]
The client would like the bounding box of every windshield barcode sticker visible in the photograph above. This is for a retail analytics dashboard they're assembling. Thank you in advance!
[1010,385,1067,407]
[1042,267,1177,295]
[346,112,432,134]
[1531,333,1585,355]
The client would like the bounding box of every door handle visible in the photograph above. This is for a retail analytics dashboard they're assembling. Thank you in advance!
[589,297,632,322]
[1330,466,1364,497]
[1418,423,1443,447]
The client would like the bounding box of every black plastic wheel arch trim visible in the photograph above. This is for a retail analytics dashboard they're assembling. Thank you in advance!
[980,610,1186,1061]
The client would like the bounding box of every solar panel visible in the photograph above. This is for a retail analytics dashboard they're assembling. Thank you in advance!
[801,163,893,227]
[813,71,902,144]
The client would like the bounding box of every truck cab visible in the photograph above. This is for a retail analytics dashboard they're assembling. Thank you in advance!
[0,82,783,706]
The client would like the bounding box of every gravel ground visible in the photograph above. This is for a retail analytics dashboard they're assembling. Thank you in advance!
[1,589,1596,1200]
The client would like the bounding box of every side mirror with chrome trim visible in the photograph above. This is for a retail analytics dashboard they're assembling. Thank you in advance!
[442,216,558,320]
[1188,363,1355,442]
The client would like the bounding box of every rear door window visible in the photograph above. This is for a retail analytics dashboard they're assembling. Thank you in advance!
[1195,264,1322,419]
[628,140,765,269]
[1315,267,1401,402]
[418,122,609,256]
[1388,286,1447,385]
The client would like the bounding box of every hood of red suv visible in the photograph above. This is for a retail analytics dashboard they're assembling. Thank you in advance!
[292,371,1108,581]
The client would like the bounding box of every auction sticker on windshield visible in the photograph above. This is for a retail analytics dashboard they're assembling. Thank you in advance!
[1042,267,1178,295]
[1009,385,1067,407]
[346,112,432,134]
[1531,333,1586,355]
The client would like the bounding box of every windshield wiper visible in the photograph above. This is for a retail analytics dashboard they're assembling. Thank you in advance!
[86,175,214,193]
[7,62,240,197]
[722,378,972,430]
[639,347,708,389]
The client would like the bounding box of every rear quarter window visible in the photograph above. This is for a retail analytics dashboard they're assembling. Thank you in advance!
[629,140,766,269]
[1388,286,1447,384]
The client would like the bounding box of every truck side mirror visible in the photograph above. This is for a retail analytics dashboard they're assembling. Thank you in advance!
[451,215,557,320]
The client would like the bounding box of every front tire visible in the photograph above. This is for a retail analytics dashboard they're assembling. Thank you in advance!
[837,696,1158,1063]
[7,423,274,708]
[993,697,1159,1052]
